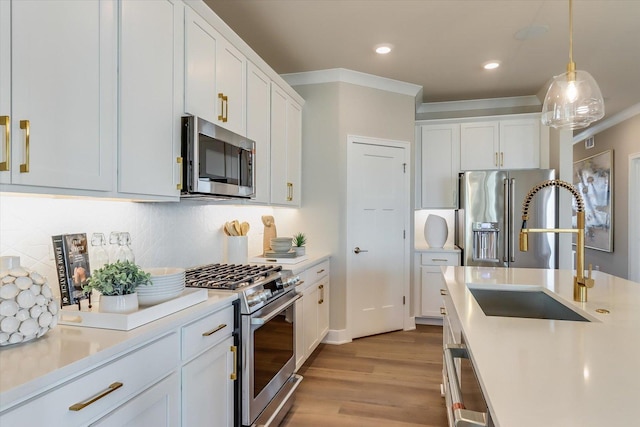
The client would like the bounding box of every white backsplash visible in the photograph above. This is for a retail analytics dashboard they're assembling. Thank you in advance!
[0,194,286,299]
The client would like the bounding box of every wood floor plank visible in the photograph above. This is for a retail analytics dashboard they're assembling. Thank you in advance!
[281,325,448,427]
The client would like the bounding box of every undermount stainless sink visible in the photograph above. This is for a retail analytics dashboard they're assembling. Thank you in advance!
[469,287,590,322]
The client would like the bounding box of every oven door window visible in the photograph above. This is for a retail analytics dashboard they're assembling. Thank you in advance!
[199,134,252,186]
[253,305,294,398]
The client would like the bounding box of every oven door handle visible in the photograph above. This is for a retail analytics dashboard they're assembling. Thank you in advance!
[251,293,301,325]
[444,344,488,427]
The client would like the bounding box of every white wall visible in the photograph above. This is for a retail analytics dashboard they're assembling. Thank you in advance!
[0,194,276,299]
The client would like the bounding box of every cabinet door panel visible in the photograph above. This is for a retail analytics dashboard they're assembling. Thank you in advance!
[184,8,218,124]
[182,336,234,427]
[317,279,329,340]
[286,100,302,205]
[421,267,446,317]
[420,124,459,208]
[499,119,540,169]
[216,39,246,136]
[460,122,499,171]
[10,0,115,190]
[246,63,271,204]
[270,84,288,204]
[302,285,319,357]
[118,0,182,198]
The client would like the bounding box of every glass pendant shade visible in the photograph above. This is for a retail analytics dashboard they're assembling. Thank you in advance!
[541,69,605,130]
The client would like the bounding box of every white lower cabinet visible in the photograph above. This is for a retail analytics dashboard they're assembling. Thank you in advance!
[416,251,460,319]
[295,260,330,370]
[92,373,180,427]
[181,335,235,427]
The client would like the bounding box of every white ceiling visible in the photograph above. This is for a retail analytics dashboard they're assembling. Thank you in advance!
[204,0,640,122]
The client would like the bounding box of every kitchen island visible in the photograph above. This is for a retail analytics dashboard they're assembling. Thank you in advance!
[443,266,640,427]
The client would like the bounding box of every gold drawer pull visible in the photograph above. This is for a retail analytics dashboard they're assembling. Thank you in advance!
[69,382,123,411]
[230,345,238,380]
[431,258,448,262]
[202,323,227,337]
[440,289,447,296]
[218,93,228,122]
[440,307,447,316]
[19,119,29,173]
[316,269,325,274]
[0,115,9,171]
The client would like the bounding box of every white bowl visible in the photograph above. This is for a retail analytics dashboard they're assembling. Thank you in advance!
[144,267,185,278]
[138,290,184,306]
[137,285,184,295]
[270,237,292,253]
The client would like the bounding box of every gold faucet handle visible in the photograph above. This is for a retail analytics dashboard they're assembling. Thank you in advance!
[585,263,595,288]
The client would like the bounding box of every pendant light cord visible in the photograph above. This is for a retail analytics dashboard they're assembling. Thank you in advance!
[569,0,573,65]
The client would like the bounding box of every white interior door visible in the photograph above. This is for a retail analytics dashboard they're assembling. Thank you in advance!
[347,136,409,339]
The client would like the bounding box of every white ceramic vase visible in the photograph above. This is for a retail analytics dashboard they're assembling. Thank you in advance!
[225,236,248,264]
[424,214,448,248]
[99,293,139,314]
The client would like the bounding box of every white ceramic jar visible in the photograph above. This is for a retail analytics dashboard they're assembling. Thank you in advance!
[0,256,59,346]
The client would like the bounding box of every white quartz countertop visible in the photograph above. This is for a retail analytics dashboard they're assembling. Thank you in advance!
[444,266,640,427]
[251,253,331,275]
[0,291,237,411]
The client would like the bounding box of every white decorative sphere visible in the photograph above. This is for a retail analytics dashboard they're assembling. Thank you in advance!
[0,257,59,347]
[424,214,448,248]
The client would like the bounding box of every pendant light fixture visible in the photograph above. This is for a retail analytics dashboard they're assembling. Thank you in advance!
[541,0,605,130]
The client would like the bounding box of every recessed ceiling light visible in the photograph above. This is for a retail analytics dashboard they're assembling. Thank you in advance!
[483,61,501,70]
[375,44,392,55]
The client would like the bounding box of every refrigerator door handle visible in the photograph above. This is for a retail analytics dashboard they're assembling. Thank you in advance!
[503,178,509,263]
[510,178,516,262]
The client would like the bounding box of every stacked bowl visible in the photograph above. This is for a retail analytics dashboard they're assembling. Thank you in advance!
[270,237,293,253]
[138,268,185,306]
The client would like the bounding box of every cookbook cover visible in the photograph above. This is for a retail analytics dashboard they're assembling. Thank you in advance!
[52,233,91,306]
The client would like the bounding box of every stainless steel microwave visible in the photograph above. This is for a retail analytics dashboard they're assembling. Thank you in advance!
[181,116,255,199]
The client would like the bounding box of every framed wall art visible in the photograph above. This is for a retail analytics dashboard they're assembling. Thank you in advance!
[572,149,613,252]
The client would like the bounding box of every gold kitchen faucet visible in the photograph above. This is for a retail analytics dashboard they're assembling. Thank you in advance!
[519,179,594,302]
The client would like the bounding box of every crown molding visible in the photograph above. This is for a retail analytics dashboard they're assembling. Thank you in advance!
[417,95,541,114]
[573,102,640,144]
[280,68,423,99]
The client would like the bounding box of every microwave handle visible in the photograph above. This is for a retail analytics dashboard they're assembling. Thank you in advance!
[444,344,488,427]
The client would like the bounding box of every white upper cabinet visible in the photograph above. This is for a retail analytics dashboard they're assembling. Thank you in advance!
[418,124,460,209]
[460,117,540,170]
[1,0,116,190]
[118,0,183,199]
[246,62,271,204]
[185,8,246,136]
[270,83,302,206]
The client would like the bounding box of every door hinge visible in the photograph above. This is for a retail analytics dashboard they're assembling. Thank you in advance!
[403,296,406,305]
[403,163,407,173]
[403,230,406,239]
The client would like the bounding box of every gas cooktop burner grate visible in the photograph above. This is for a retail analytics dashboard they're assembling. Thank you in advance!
[185,263,282,290]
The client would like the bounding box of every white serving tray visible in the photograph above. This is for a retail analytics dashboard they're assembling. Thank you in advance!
[250,255,309,264]
[58,288,208,331]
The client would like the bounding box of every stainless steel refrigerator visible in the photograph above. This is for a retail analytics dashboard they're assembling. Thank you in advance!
[456,169,557,268]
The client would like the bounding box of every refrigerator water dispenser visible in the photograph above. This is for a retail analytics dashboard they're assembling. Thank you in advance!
[472,222,499,262]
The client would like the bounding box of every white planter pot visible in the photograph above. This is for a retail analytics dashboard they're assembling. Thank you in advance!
[294,246,306,256]
[99,293,139,314]
[424,214,448,248]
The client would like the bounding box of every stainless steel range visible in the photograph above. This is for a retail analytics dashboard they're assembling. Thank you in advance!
[185,263,302,427]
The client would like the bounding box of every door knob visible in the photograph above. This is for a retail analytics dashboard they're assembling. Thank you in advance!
[353,247,369,254]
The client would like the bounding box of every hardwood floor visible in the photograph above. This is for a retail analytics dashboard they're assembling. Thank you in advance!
[281,325,448,427]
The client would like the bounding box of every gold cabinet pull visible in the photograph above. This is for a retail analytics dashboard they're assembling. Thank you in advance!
[218,93,228,123]
[431,258,448,262]
[19,120,29,173]
[0,116,9,171]
[316,269,325,275]
[230,345,238,380]
[494,152,498,167]
[224,95,229,122]
[318,284,324,304]
[286,182,293,201]
[500,151,504,167]
[202,323,227,337]
[440,307,447,316]
[68,382,123,411]
[440,289,447,296]
[176,156,183,190]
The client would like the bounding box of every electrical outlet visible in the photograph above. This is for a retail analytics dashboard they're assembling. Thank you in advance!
[585,136,595,149]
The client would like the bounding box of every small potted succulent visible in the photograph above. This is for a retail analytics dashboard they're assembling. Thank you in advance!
[293,232,307,256]
[83,260,151,313]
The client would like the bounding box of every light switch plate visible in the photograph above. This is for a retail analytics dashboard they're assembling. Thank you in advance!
[585,136,595,149]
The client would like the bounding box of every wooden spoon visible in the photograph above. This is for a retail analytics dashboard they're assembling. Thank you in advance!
[241,222,250,236]
[223,223,231,236]
[225,222,237,236]
[233,220,242,236]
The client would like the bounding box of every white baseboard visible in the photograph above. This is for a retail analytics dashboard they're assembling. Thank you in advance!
[416,317,444,326]
[322,328,351,345]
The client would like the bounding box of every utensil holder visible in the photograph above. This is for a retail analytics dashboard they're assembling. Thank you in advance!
[225,236,248,264]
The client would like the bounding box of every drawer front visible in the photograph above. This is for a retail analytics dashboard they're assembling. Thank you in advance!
[181,305,234,361]
[421,252,460,266]
[308,260,330,283]
[0,332,179,426]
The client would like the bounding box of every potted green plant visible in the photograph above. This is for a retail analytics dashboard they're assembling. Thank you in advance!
[83,260,151,313]
[293,232,307,256]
